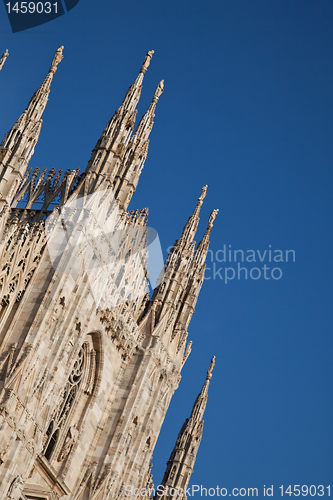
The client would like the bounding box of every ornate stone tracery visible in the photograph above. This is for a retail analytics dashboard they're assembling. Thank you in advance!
[42,337,98,465]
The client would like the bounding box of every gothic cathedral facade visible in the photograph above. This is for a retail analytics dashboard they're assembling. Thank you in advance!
[0,47,217,500]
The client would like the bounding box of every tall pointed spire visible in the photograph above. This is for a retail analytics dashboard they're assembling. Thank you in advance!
[116,50,154,117]
[0,46,64,207]
[146,186,207,319]
[189,356,215,423]
[132,79,164,142]
[0,49,9,71]
[142,188,218,354]
[176,185,207,254]
[194,208,219,267]
[83,51,155,181]
[166,209,218,338]
[155,357,216,500]
[73,51,159,202]
[113,80,164,209]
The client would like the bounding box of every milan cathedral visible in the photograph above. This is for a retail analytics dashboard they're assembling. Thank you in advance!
[0,47,217,500]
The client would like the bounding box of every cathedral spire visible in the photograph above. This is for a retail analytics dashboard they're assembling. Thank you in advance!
[114,80,164,210]
[117,50,154,116]
[0,46,63,207]
[189,356,215,424]
[165,209,218,337]
[84,50,155,183]
[156,357,215,500]
[175,185,207,254]
[0,49,9,71]
[194,208,219,267]
[143,188,217,348]
[148,186,207,306]
[132,79,164,142]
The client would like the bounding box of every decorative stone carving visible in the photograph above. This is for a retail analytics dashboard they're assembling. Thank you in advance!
[0,49,9,71]
[0,443,9,464]
[140,50,154,73]
[7,475,24,499]
[57,424,79,462]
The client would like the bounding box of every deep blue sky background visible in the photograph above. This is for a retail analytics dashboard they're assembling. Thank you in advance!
[1,0,333,495]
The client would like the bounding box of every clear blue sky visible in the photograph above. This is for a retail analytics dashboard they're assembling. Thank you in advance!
[1,0,332,495]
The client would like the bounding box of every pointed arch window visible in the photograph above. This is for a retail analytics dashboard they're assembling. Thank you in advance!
[43,345,85,460]
[93,152,102,166]
[170,464,177,481]
[42,335,100,464]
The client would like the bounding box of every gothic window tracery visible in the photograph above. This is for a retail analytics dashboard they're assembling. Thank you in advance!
[93,152,102,166]
[43,345,85,460]
[42,336,100,464]
[170,465,177,481]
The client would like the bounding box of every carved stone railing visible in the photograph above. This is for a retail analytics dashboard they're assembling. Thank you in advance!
[11,167,80,212]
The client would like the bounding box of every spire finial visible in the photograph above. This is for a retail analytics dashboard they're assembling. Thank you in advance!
[153,80,164,102]
[193,209,219,267]
[191,185,207,217]
[207,356,215,380]
[199,185,208,203]
[140,50,154,74]
[49,46,64,74]
[191,185,208,223]
[170,185,209,256]
[0,49,9,71]
[208,209,219,226]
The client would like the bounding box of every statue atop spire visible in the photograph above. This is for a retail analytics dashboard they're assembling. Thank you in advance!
[207,355,215,380]
[140,50,154,73]
[199,184,208,202]
[208,208,219,226]
[0,49,9,71]
[49,45,64,73]
[153,80,164,101]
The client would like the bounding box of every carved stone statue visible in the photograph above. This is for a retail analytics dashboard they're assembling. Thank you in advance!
[7,475,24,499]
[141,50,154,73]
[153,80,164,101]
[0,49,9,71]
[208,209,219,227]
[207,356,216,380]
[199,185,208,202]
[0,443,9,464]
[50,46,64,72]
[58,424,79,461]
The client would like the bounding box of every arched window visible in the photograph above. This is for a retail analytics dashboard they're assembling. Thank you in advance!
[42,334,101,464]
[43,345,85,460]
[170,464,177,481]
[92,152,102,166]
